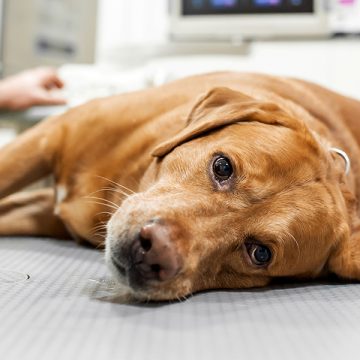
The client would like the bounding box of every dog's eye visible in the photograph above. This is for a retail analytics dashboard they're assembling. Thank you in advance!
[246,243,272,266]
[213,156,233,180]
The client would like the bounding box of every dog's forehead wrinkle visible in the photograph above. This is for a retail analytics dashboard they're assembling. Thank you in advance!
[228,122,321,165]
[244,177,318,206]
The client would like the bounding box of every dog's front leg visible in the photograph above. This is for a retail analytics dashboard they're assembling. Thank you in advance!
[0,116,62,200]
[0,188,70,238]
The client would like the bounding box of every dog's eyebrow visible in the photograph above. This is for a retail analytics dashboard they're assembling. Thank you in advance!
[245,177,318,206]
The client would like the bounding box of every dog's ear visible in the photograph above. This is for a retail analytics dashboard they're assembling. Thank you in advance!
[152,86,299,157]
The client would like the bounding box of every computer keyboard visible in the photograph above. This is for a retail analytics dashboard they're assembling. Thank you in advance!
[59,64,151,108]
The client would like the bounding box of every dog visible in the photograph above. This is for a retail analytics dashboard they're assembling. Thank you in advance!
[0,72,360,301]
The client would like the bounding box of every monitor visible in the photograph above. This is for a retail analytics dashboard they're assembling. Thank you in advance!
[169,0,329,40]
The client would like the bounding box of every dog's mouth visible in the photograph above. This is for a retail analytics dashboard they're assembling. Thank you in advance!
[107,241,162,292]
[105,238,191,301]
[106,251,182,301]
[110,256,127,277]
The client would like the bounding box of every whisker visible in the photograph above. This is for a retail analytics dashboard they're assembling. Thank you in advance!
[282,230,300,264]
[93,221,108,227]
[95,242,105,250]
[101,187,129,199]
[95,175,136,194]
[95,211,114,217]
[90,220,107,229]
[87,188,107,196]
[89,222,108,236]
[84,196,120,210]
[88,226,106,236]
[85,195,119,207]
[90,229,106,238]
[83,199,119,211]
[91,224,106,231]
[91,224,108,232]
[90,218,110,237]
[84,200,118,210]
[88,187,129,199]
[84,189,127,214]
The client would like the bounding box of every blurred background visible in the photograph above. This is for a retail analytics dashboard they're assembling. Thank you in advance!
[0,0,359,145]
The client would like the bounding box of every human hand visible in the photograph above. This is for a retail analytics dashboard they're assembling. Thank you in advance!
[0,67,67,111]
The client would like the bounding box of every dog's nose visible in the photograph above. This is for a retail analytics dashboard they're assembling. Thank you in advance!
[131,222,181,283]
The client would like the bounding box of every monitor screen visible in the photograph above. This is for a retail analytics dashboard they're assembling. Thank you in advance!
[182,0,314,15]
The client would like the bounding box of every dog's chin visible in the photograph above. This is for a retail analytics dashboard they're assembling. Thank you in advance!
[104,244,192,302]
[105,259,190,302]
[105,222,193,301]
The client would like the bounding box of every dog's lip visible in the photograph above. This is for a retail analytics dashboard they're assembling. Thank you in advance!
[111,256,127,277]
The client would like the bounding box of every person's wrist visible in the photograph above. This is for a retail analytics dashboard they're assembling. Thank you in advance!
[0,77,31,110]
[0,80,13,109]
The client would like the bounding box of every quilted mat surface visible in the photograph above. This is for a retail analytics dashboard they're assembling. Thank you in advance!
[0,238,359,360]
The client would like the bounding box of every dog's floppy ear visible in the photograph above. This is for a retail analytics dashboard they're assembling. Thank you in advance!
[152,86,298,158]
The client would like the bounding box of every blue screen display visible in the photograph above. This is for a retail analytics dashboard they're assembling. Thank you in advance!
[254,0,282,6]
[183,0,312,15]
[211,0,238,7]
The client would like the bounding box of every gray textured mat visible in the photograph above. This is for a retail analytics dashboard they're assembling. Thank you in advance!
[1,238,360,360]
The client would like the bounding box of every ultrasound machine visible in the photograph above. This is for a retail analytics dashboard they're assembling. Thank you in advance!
[169,0,329,40]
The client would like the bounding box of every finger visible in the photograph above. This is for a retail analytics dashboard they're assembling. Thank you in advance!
[36,68,65,89]
[31,91,67,106]
[44,74,65,89]
[48,76,64,89]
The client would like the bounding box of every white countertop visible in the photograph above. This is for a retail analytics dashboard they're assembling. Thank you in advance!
[140,39,360,100]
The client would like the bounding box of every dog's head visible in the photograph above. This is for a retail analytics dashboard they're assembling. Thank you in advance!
[106,87,357,301]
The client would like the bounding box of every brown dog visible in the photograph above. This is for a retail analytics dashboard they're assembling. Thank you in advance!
[1,72,360,301]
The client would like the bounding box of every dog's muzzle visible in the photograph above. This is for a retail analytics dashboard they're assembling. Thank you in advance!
[109,221,183,289]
